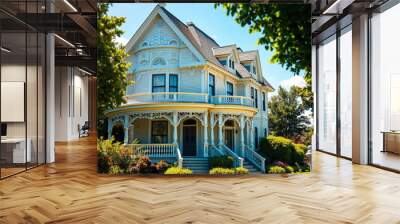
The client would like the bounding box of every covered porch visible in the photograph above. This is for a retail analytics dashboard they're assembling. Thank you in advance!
[107,110,265,171]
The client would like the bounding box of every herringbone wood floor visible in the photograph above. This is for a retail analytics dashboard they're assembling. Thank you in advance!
[1,136,400,224]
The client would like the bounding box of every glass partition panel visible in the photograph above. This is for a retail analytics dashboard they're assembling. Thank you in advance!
[317,35,337,154]
[339,26,352,158]
[371,3,400,171]
[27,31,38,169]
[1,31,27,177]
[38,32,45,165]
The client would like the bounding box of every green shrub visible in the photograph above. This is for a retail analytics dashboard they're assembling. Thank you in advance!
[108,165,122,174]
[164,167,193,175]
[209,167,235,175]
[292,143,307,165]
[268,166,286,174]
[234,167,249,174]
[284,165,295,173]
[294,143,307,153]
[260,135,294,164]
[209,156,234,168]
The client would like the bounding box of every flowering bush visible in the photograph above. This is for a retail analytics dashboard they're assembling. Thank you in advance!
[164,167,193,175]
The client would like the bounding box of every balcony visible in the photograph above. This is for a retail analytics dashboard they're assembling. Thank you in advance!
[125,92,254,107]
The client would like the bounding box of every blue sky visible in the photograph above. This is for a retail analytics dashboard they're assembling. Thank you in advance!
[108,3,305,90]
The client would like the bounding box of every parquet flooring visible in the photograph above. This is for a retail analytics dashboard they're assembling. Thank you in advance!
[1,135,400,223]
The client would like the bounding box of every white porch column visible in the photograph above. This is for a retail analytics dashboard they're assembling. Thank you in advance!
[203,112,208,157]
[249,119,254,150]
[240,115,245,157]
[210,112,215,146]
[172,111,178,144]
[124,115,129,144]
[108,117,112,139]
[218,112,223,146]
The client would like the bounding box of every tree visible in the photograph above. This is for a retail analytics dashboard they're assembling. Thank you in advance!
[97,3,131,138]
[268,86,311,143]
[216,3,313,110]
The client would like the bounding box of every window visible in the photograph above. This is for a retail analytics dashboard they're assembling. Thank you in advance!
[228,59,235,69]
[251,87,255,106]
[209,74,215,96]
[169,40,177,46]
[218,59,227,66]
[244,64,251,73]
[254,127,259,148]
[370,5,400,170]
[226,82,233,96]
[317,35,337,154]
[141,42,148,47]
[151,121,168,143]
[252,65,256,74]
[264,128,267,137]
[262,92,266,111]
[169,74,178,92]
[152,74,166,92]
[152,57,166,66]
[254,89,258,108]
[339,27,352,158]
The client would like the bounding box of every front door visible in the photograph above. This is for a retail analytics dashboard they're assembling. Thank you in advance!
[225,129,234,150]
[183,120,196,156]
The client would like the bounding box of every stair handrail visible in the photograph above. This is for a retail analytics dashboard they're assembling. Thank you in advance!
[244,145,266,173]
[209,145,224,157]
[176,145,183,168]
[219,144,244,167]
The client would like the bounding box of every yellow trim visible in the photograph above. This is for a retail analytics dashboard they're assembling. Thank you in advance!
[105,102,257,117]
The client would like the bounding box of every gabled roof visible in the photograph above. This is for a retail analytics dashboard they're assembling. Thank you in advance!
[212,45,236,56]
[239,51,257,62]
[128,5,273,90]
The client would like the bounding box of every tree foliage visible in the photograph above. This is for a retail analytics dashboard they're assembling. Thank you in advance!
[216,3,313,110]
[268,86,311,143]
[97,3,131,137]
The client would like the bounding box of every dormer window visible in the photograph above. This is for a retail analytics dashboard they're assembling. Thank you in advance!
[244,64,251,73]
[243,63,257,75]
[218,58,227,66]
[227,58,234,70]
[229,60,235,69]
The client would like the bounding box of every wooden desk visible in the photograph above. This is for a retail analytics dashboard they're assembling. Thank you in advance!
[1,138,31,163]
[382,131,400,154]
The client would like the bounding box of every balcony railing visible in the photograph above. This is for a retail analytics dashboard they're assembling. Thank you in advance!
[125,92,254,107]
[126,92,208,104]
[210,95,253,107]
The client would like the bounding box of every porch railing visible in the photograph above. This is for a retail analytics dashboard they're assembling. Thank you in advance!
[210,95,253,107]
[244,146,266,173]
[220,144,244,168]
[127,143,183,168]
[125,92,208,104]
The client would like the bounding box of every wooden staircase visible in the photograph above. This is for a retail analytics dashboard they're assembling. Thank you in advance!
[182,157,209,174]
